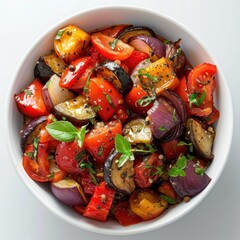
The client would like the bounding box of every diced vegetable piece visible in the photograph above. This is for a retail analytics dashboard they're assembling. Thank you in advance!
[116,26,156,43]
[51,179,87,206]
[83,182,115,222]
[170,160,211,198]
[20,116,47,153]
[104,150,135,194]
[34,53,66,83]
[54,25,91,64]
[129,189,168,220]
[54,95,96,125]
[140,57,179,96]
[15,79,48,118]
[158,181,177,201]
[95,61,133,95]
[165,39,186,73]
[42,74,75,112]
[114,200,142,226]
[84,120,122,163]
[134,152,163,188]
[123,118,152,144]
[185,118,215,160]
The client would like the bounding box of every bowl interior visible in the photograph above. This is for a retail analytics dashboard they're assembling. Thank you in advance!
[5,5,233,235]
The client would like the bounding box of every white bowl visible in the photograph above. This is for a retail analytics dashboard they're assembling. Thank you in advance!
[5,5,233,235]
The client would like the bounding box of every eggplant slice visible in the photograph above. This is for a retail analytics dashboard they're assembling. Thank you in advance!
[116,26,156,43]
[95,61,133,95]
[123,118,152,144]
[34,53,66,83]
[104,150,135,195]
[185,118,215,160]
[53,95,96,125]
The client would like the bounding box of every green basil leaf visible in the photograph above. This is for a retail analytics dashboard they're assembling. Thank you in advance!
[176,155,187,169]
[160,194,177,204]
[115,134,131,154]
[118,154,130,168]
[77,124,88,148]
[46,120,78,142]
[168,167,186,177]
[195,167,205,176]
[158,126,167,131]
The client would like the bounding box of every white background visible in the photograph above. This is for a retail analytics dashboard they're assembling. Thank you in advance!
[0,0,239,239]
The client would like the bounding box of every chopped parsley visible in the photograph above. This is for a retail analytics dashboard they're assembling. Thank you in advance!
[159,126,167,131]
[189,91,206,108]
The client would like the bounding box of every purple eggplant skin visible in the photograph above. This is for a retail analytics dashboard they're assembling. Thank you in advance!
[34,57,55,84]
[20,116,47,154]
[170,160,211,198]
[104,150,135,195]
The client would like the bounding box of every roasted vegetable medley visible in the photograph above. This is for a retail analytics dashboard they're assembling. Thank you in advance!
[15,24,219,226]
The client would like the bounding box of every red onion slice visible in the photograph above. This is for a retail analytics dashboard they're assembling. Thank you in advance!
[170,160,211,198]
[131,35,166,59]
[147,98,180,139]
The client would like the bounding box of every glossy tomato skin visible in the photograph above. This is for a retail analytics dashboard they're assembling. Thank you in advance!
[84,120,122,163]
[91,32,134,61]
[91,77,128,122]
[187,63,217,117]
[15,79,47,118]
[161,139,188,161]
[59,57,91,88]
[100,24,129,38]
[55,140,84,174]
[134,152,163,188]
[86,79,115,122]
[83,182,115,222]
[22,144,50,182]
[125,84,153,116]
[122,50,149,69]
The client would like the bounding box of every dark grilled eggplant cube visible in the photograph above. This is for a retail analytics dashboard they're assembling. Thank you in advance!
[104,150,135,195]
[53,95,96,125]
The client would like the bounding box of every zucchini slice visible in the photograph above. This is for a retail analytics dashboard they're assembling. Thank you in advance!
[104,150,135,195]
[185,118,215,160]
[95,61,133,95]
[53,95,96,125]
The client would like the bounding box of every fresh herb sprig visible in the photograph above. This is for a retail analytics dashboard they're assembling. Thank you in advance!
[115,134,156,168]
[108,39,119,50]
[189,91,206,109]
[137,95,156,107]
[46,121,88,148]
[138,68,159,83]
[177,141,193,153]
[168,155,187,177]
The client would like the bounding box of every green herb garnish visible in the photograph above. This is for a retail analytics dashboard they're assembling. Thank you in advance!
[168,155,187,177]
[177,141,193,153]
[172,108,177,122]
[145,164,163,177]
[79,161,98,185]
[195,167,205,176]
[115,134,134,168]
[55,28,65,40]
[83,72,92,94]
[160,194,177,204]
[26,152,34,159]
[92,105,101,113]
[46,121,88,148]
[20,89,33,95]
[189,91,206,108]
[47,172,55,179]
[137,95,156,107]
[97,145,104,157]
[104,92,115,109]
[108,39,119,50]
[138,68,159,83]
[158,126,167,131]
[33,137,39,160]
[164,40,172,44]
[131,143,156,154]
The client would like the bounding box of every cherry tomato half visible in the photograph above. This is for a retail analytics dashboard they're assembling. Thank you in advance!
[15,79,47,118]
[91,32,134,61]
[122,50,149,69]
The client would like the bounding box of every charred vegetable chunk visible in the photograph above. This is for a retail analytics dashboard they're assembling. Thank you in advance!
[53,95,96,125]
[185,118,215,160]
[139,57,179,96]
[95,61,133,95]
[104,150,135,194]
[165,39,186,73]
[117,26,156,43]
[34,53,66,83]
[54,25,91,64]
[123,118,152,144]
